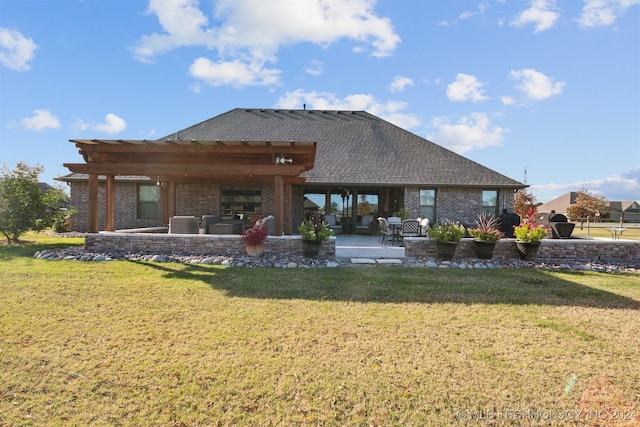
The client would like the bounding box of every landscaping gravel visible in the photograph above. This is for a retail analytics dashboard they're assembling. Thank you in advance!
[34,245,639,273]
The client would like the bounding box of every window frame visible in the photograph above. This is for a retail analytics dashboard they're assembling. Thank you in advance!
[481,189,499,218]
[419,188,436,222]
[137,184,159,220]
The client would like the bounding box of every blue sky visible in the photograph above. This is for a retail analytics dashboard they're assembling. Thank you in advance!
[1,0,638,203]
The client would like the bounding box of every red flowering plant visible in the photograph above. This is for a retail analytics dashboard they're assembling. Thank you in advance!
[242,216,268,246]
[468,213,503,243]
[514,208,548,243]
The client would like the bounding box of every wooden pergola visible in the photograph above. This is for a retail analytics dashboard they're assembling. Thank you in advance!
[64,139,317,235]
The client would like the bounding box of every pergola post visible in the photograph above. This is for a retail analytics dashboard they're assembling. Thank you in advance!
[285,183,292,235]
[88,173,99,233]
[168,181,176,218]
[105,175,115,231]
[274,174,284,236]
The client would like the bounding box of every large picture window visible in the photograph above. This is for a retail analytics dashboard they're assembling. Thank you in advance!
[419,189,436,222]
[482,190,498,217]
[137,184,158,220]
[221,187,262,220]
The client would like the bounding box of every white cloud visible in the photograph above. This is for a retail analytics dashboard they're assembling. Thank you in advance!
[20,109,61,131]
[304,59,323,76]
[510,0,559,32]
[389,76,414,93]
[578,0,640,28]
[275,89,420,130]
[92,113,127,134]
[189,57,281,87]
[446,73,488,102]
[427,113,507,154]
[0,27,38,71]
[459,2,489,20]
[534,169,640,201]
[501,96,515,105]
[133,0,400,87]
[131,0,216,63]
[531,166,640,203]
[510,68,565,100]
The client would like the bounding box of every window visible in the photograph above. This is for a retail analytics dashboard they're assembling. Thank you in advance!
[221,187,261,220]
[137,184,158,220]
[419,189,436,222]
[482,190,498,217]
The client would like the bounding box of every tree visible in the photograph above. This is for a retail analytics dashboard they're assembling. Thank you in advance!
[514,188,537,218]
[0,162,69,243]
[566,187,608,221]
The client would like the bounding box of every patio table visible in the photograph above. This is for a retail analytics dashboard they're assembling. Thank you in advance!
[607,227,625,240]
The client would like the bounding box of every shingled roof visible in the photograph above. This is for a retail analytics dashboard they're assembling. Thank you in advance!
[161,108,524,188]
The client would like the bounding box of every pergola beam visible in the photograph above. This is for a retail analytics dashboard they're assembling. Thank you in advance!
[67,139,317,235]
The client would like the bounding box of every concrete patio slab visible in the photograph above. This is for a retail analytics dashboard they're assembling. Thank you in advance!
[375,259,403,265]
[350,258,377,264]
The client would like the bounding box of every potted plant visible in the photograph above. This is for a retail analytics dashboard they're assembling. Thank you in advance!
[468,213,503,259]
[298,214,334,257]
[513,208,548,260]
[242,222,268,257]
[427,219,465,260]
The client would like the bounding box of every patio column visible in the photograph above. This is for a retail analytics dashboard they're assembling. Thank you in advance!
[88,173,99,233]
[168,181,176,218]
[325,190,331,214]
[274,174,284,236]
[105,175,115,231]
[285,182,292,235]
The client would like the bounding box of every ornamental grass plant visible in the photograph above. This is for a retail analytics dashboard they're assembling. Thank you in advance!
[468,213,503,243]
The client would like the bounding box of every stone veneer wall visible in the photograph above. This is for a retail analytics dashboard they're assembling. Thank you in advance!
[85,233,335,257]
[405,238,640,264]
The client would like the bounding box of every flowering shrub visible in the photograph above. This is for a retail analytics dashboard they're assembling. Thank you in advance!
[468,213,503,243]
[427,220,466,242]
[298,216,334,241]
[514,208,548,243]
[242,224,268,245]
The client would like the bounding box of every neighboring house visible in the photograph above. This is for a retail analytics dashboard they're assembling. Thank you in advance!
[58,108,526,233]
[608,201,640,223]
[537,192,640,223]
[536,192,580,216]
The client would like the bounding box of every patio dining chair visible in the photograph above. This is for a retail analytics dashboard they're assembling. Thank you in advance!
[400,219,420,238]
[377,217,393,245]
[418,217,430,237]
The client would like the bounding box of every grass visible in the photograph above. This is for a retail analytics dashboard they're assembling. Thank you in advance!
[570,221,640,240]
[1,233,639,426]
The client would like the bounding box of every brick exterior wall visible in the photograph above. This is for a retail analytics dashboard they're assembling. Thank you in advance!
[69,180,518,233]
[405,238,640,264]
[404,187,516,225]
[85,233,335,257]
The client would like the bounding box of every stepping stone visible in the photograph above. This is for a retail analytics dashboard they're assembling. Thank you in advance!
[376,259,402,265]
[350,258,377,264]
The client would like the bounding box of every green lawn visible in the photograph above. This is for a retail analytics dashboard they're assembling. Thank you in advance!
[1,234,639,426]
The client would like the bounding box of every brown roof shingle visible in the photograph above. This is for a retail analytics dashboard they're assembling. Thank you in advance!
[161,108,525,188]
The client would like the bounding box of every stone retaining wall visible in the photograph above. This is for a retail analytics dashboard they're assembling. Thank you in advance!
[85,233,336,257]
[404,238,640,264]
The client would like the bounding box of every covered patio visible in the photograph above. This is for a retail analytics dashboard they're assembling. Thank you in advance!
[64,139,317,235]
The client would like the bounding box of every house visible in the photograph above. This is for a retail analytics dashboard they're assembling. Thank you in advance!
[58,108,526,234]
[607,201,640,223]
[537,192,640,223]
